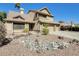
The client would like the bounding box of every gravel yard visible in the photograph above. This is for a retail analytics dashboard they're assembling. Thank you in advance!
[0,33,79,56]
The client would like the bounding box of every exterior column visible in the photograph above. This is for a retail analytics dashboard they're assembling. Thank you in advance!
[53,25,56,32]
[5,22,13,35]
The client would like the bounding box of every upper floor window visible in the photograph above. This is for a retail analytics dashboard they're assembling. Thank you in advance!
[39,14,47,18]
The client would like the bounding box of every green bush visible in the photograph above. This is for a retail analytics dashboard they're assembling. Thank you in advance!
[42,24,49,35]
[23,28,29,33]
[42,28,49,35]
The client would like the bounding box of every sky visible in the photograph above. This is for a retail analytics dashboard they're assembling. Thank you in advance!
[0,3,79,24]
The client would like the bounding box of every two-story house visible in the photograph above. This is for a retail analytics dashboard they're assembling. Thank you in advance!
[4,7,60,34]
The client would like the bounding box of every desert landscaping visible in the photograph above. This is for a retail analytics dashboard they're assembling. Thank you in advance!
[0,31,79,56]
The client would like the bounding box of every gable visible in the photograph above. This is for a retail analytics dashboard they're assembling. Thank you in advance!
[39,8,51,15]
[13,15,25,20]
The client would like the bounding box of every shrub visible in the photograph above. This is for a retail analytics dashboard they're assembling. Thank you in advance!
[23,28,29,33]
[42,24,49,35]
[72,39,79,43]
[42,28,49,35]
[58,36,64,40]
[43,24,48,28]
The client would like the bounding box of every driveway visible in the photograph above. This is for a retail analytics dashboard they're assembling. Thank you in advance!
[52,31,79,40]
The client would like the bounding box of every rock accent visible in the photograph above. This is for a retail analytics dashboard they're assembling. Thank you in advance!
[17,35,69,52]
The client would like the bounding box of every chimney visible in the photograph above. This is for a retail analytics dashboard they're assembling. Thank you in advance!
[20,8,24,14]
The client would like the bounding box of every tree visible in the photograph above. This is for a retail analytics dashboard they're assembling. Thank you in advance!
[15,3,20,9]
[0,12,7,22]
[42,24,49,35]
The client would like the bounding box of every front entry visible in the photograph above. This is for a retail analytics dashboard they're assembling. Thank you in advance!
[29,23,35,31]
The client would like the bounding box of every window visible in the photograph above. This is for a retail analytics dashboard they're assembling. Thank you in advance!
[39,14,47,18]
[13,23,24,30]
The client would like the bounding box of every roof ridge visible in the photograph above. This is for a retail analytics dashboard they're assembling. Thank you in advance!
[38,7,49,11]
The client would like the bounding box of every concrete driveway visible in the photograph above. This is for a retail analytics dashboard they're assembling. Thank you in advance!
[52,31,79,40]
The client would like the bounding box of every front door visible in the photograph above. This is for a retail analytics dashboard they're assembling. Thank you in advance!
[29,23,35,31]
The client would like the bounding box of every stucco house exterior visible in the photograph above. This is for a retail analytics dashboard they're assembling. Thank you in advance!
[4,7,60,34]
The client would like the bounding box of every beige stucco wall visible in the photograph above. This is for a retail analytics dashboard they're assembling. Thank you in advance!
[46,16,54,22]
[55,26,60,31]
[39,16,54,23]
[27,12,36,21]
[5,22,13,34]
[40,24,60,34]
[48,25,60,34]
[48,26,54,34]
[40,24,43,32]
[53,25,60,31]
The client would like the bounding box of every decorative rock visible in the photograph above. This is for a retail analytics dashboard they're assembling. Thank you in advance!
[17,35,69,51]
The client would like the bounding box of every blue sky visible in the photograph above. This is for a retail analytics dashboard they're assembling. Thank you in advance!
[0,3,79,24]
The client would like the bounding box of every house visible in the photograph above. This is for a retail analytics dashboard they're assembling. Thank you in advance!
[4,7,60,34]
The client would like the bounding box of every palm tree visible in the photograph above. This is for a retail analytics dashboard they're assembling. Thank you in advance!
[15,3,20,9]
[0,12,6,22]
